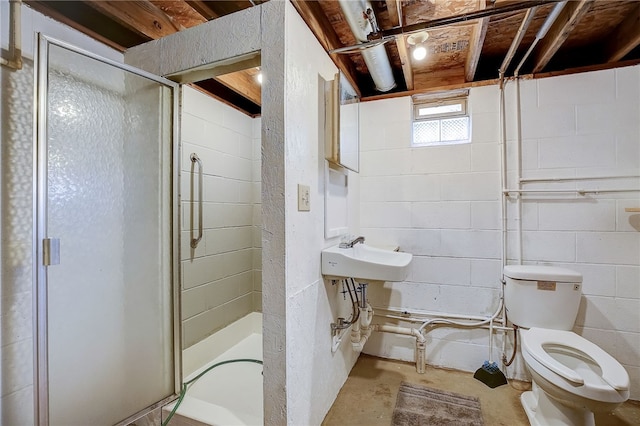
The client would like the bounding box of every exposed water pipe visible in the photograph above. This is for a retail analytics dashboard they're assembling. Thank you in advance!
[498,2,568,267]
[499,6,538,78]
[338,0,396,92]
[1,0,23,70]
[497,0,568,367]
[365,300,504,373]
[350,304,374,352]
[417,299,503,334]
[375,313,513,333]
[521,174,640,183]
[515,78,523,264]
[499,80,508,275]
[513,2,567,262]
[336,298,511,373]
[371,324,427,373]
[513,1,567,77]
[372,305,503,324]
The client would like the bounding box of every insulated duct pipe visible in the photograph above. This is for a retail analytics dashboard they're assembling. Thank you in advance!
[338,0,396,92]
[1,0,23,70]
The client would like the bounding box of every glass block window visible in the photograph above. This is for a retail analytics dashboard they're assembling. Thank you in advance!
[412,97,470,146]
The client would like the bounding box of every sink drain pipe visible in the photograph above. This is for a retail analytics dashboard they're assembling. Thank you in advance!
[371,324,427,374]
[366,300,505,374]
[349,305,427,373]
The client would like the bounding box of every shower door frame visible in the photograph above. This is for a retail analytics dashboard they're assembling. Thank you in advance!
[32,33,182,425]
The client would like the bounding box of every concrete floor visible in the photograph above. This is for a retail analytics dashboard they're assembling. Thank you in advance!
[323,354,640,426]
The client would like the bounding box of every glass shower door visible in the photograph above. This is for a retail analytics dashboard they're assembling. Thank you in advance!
[34,35,180,425]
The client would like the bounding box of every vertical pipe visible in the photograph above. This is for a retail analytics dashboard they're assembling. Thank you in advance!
[1,0,23,69]
[499,7,538,76]
[359,283,368,309]
[499,82,508,276]
[515,79,523,264]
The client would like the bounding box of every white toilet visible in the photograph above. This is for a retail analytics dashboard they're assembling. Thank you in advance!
[504,265,630,426]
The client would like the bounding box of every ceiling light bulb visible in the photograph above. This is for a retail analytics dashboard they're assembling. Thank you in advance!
[256,72,263,84]
[412,46,427,61]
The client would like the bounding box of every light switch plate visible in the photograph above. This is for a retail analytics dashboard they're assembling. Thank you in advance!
[298,184,310,211]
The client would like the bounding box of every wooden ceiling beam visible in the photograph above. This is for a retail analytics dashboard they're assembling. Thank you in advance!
[207,1,253,17]
[604,3,640,63]
[186,0,220,20]
[186,0,253,20]
[24,0,146,50]
[149,1,207,28]
[396,35,413,90]
[465,0,490,82]
[385,0,400,27]
[291,0,362,98]
[84,0,183,39]
[216,70,262,106]
[384,0,411,89]
[531,0,594,74]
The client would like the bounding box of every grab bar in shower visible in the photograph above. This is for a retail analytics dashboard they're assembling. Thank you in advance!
[190,153,203,249]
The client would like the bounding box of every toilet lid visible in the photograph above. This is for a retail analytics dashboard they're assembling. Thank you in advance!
[522,328,629,391]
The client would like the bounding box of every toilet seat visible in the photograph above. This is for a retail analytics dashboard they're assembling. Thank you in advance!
[522,328,629,393]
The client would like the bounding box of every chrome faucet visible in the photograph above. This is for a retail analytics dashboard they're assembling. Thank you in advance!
[339,236,365,248]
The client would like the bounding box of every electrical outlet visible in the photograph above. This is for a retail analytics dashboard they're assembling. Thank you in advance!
[298,184,310,211]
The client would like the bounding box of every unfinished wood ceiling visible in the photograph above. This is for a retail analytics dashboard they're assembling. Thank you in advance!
[24,0,640,116]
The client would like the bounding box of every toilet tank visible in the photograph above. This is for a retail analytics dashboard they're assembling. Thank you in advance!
[504,265,583,330]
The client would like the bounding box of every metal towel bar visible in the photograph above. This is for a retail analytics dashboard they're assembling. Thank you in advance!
[190,153,203,249]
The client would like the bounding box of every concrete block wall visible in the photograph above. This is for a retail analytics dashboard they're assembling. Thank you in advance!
[283,3,360,424]
[358,93,504,372]
[180,86,261,349]
[358,66,640,400]
[252,117,262,311]
[506,66,640,398]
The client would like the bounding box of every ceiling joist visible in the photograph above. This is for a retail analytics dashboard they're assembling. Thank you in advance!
[185,0,220,20]
[531,0,594,73]
[149,1,207,28]
[604,3,640,63]
[465,0,490,82]
[85,0,183,39]
[216,69,262,106]
[290,0,362,98]
[396,35,413,91]
[23,0,640,114]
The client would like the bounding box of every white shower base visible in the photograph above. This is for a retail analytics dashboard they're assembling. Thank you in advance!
[165,312,263,425]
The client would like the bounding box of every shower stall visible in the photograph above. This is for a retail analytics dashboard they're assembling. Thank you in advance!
[33,34,180,425]
[32,33,263,425]
[172,83,263,424]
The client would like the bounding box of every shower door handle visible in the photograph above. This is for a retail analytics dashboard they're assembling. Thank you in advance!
[190,153,203,249]
[43,238,60,266]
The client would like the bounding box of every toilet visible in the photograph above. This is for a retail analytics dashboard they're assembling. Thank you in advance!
[504,265,630,426]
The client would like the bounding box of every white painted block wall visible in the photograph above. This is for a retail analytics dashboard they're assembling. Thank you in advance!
[283,2,360,424]
[358,66,640,400]
[180,86,261,349]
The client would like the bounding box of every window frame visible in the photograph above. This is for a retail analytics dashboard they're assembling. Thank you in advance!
[412,96,470,146]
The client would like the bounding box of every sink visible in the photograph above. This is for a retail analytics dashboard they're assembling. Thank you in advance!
[321,244,413,283]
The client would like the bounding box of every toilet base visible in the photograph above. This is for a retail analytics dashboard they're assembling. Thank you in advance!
[521,383,595,426]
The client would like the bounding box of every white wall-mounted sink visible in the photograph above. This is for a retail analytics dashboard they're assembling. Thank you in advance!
[321,244,413,283]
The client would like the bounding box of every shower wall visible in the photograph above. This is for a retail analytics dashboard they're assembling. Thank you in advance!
[180,85,262,349]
